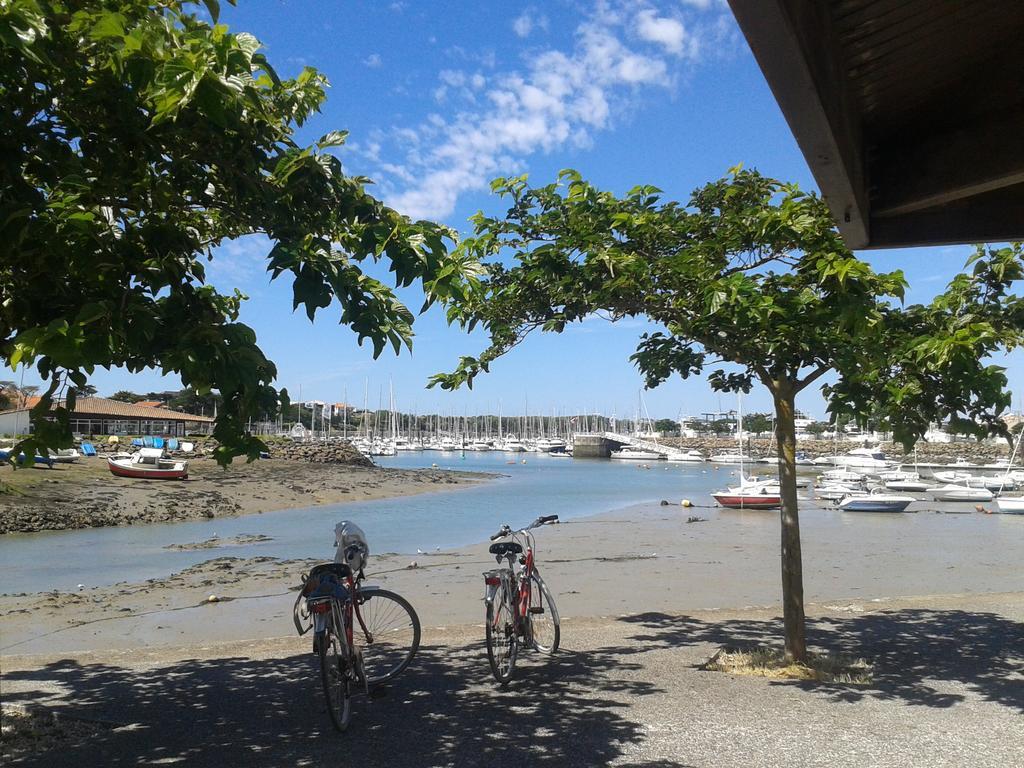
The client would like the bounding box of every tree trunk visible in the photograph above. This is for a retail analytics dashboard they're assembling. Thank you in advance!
[773,383,807,662]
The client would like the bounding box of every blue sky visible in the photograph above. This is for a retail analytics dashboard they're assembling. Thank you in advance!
[12,0,1018,420]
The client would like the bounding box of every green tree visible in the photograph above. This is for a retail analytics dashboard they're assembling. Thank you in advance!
[653,418,679,436]
[432,169,1017,661]
[109,390,144,403]
[77,384,99,397]
[1,0,474,466]
[805,421,829,438]
[743,412,773,437]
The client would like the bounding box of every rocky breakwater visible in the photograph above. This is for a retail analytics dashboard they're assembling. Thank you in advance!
[262,440,373,466]
[663,436,1013,465]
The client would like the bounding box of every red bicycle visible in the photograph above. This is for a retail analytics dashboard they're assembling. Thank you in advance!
[483,515,561,683]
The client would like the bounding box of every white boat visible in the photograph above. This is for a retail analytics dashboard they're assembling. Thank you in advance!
[468,441,493,452]
[667,449,705,463]
[837,488,915,512]
[832,446,897,470]
[53,448,81,463]
[884,479,932,492]
[966,473,1017,491]
[877,469,919,482]
[611,447,666,461]
[995,496,1024,514]
[107,448,188,480]
[948,457,976,468]
[820,468,865,484]
[499,436,527,452]
[535,437,567,452]
[933,470,973,484]
[394,438,423,451]
[927,484,993,502]
[816,483,864,501]
[708,452,751,464]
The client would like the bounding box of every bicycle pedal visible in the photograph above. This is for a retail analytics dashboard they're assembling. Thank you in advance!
[528,607,545,614]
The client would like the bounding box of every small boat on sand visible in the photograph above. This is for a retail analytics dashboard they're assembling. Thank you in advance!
[927,484,993,502]
[995,496,1024,514]
[108,448,188,480]
[837,489,915,512]
[712,485,781,509]
[53,448,81,463]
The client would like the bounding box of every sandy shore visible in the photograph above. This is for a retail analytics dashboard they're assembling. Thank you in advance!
[0,458,493,534]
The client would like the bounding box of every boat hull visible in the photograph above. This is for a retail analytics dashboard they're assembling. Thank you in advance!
[712,492,781,509]
[838,498,913,512]
[108,458,188,480]
[995,497,1024,514]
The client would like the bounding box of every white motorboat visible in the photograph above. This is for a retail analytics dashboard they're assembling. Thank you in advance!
[933,470,973,484]
[611,447,666,461]
[837,488,915,512]
[995,496,1024,514]
[927,484,993,502]
[884,479,932,493]
[667,449,705,463]
[965,473,1017,491]
[468,441,493,452]
[534,437,567,452]
[499,436,527,452]
[832,447,897,470]
[53,448,81,463]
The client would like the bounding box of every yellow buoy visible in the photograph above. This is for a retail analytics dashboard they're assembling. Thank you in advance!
[681,499,693,507]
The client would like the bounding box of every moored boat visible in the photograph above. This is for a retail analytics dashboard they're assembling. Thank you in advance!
[107,448,188,480]
[927,484,993,502]
[667,449,705,463]
[995,496,1024,514]
[611,447,666,461]
[837,489,915,512]
[712,488,781,509]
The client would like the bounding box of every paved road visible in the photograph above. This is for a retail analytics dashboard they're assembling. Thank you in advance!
[3,597,1022,768]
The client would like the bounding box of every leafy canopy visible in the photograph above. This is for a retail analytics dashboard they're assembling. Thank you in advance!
[433,168,1020,444]
[0,0,478,465]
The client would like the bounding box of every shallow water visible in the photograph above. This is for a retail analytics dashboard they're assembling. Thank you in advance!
[0,452,1020,594]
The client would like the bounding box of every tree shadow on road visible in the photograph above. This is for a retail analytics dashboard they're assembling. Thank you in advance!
[619,608,1024,712]
[3,637,670,768]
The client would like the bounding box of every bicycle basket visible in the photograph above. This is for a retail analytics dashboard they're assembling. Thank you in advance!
[334,520,369,572]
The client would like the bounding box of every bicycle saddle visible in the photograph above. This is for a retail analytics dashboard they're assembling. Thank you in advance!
[308,562,352,579]
[489,542,523,556]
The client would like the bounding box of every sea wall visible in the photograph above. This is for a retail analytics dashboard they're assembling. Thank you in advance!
[659,436,1012,464]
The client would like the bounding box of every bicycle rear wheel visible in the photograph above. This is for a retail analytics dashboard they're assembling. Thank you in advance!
[527,570,560,654]
[353,588,421,685]
[318,628,352,732]
[485,580,518,683]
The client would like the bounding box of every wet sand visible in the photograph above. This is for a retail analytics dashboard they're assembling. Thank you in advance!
[2,499,1021,655]
[0,458,492,534]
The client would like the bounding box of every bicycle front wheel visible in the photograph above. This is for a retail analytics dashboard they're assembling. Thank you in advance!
[486,580,518,683]
[528,571,560,654]
[318,629,352,732]
[353,588,421,685]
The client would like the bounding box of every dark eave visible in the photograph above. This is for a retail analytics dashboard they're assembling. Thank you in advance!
[727,0,1024,249]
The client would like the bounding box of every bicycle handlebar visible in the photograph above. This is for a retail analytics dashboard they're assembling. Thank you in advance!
[490,516,559,540]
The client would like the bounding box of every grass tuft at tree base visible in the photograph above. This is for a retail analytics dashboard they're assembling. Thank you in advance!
[701,646,873,684]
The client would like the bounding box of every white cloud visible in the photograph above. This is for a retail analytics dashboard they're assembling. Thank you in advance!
[367,2,731,220]
[513,11,549,38]
[636,9,687,55]
[363,53,382,68]
[207,234,273,290]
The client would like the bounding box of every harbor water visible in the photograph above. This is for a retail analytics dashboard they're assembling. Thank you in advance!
[1,452,1021,594]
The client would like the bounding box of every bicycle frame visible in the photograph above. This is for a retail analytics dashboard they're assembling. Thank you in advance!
[484,526,538,632]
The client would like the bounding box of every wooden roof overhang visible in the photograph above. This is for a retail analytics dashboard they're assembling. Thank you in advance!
[727,0,1024,249]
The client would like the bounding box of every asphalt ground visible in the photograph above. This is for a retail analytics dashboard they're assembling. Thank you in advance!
[3,594,1022,768]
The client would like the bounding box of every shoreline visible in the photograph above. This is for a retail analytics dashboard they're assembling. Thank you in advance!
[0,458,495,535]
[2,496,1021,655]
